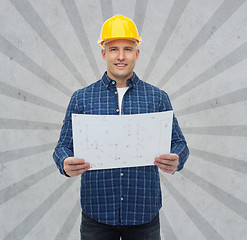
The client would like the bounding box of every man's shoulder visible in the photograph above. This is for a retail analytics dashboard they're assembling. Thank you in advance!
[137,79,169,97]
[73,79,103,95]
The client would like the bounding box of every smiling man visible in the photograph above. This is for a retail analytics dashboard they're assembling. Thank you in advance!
[53,15,189,240]
[101,39,140,87]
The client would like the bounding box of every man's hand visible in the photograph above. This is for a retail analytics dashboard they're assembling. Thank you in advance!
[63,157,90,177]
[154,154,179,174]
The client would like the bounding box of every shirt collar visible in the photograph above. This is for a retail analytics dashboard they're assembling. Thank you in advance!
[101,71,139,89]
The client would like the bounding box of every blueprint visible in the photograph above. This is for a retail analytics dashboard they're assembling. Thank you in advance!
[72,111,173,170]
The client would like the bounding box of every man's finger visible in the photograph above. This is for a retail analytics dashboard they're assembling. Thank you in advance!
[154,158,178,166]
[154,162,176,174]
[69,168,90,177]
[69,163,90,171]
[64,161,90,173]
[66,164,90,177]
[159,154,178,160]
[66,158,85,165]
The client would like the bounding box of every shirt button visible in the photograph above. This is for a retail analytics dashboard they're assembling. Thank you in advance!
[121,197,123,201]
[116,109,119,112]
[121,172,124,177]
[112,81,116,84]
[115,91,118,94]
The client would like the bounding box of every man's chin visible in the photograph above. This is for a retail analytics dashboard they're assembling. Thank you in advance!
[111,71,133,81]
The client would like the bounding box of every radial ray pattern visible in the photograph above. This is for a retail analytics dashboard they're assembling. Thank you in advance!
[1,0,246,239]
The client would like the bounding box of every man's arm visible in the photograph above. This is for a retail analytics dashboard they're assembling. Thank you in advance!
[53,91,90,177]
[154,91,189,174]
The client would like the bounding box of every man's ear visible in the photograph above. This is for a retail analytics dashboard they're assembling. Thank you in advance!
[101,49,106,59]
[136,49,140,60]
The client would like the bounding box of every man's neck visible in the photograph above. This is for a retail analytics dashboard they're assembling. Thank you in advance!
[116,80,128,88]
[106,72,133,88]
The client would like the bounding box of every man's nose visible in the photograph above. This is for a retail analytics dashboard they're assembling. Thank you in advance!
[117,50,125,61]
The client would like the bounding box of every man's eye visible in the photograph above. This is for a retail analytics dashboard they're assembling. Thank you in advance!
[110,48,117,51]
[126,48,132,51]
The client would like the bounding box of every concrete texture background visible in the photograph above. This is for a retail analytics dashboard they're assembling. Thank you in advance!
[1,0,247,239]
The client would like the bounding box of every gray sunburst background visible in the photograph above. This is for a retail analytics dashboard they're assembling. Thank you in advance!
[1,0,247,239]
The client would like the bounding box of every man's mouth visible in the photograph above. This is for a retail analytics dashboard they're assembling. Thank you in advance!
[115,63,127,67]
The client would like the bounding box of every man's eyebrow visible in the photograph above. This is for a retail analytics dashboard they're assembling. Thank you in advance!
[108,46,134,48]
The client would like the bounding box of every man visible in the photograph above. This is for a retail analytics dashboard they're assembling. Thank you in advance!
[53,15,189,240]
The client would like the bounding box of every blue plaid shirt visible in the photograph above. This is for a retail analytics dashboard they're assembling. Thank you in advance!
[53,72,189,225]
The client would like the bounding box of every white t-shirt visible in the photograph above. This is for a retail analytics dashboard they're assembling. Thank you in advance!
[117,87,129,115]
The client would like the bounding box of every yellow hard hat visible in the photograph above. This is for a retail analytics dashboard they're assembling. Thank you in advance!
[98,14,142,48]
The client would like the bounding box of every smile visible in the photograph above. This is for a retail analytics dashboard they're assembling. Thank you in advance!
[115,63,127,67]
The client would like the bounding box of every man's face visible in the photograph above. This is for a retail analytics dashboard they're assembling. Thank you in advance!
[101,39,140,83]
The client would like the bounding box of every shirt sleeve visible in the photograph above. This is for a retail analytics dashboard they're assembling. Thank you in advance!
[53,91,79,176]
[159,91,189,171]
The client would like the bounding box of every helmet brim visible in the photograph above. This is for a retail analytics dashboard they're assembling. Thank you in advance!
[97,37,142,48]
